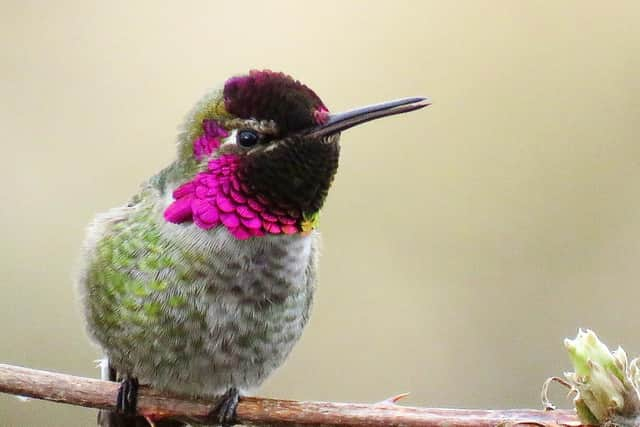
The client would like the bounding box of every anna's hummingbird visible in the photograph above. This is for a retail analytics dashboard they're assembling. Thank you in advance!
[78,70,429,426]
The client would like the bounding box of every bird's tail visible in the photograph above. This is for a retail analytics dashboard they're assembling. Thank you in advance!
[97,359,187,427]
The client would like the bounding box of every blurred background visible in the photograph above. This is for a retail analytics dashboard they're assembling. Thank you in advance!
[1,1,640,425]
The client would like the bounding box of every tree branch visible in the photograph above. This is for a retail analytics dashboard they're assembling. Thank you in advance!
[0,363,582,426]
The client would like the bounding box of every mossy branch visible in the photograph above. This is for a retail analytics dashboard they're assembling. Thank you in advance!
[0,363,583,426]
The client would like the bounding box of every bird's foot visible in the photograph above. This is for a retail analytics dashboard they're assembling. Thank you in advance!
[209,387,239,426]
[116,377,139,415]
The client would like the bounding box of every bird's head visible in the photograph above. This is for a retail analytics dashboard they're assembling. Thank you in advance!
[165,70,429,239]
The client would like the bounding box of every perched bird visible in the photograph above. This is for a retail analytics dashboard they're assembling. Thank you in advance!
[77,70,429,426]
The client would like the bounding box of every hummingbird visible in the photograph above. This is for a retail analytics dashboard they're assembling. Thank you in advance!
[77,70,429,426]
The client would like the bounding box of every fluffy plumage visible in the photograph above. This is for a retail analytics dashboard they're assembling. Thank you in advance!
[79,70,338,426]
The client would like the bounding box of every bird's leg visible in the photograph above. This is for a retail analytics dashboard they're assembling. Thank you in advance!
[209,387,239,426]
[116,376,140,415]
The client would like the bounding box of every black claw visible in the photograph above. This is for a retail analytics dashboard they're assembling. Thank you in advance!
[116,377,139,415]
[210,387,239,426]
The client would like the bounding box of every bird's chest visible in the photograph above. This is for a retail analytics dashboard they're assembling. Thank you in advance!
[96,221,319,395]
[156,227,318,393]
[174,225,316,308]
[167,225,314,327]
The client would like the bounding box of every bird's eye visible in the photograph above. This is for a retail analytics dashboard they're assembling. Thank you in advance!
[237,130,260,148]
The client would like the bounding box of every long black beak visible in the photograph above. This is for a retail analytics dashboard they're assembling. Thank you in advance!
[306,96,430,138]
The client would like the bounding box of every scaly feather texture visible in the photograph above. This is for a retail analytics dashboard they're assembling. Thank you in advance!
[82,187,318,396]
[77,69,429,426]
[78,70,337,426]
[223,70,329,132]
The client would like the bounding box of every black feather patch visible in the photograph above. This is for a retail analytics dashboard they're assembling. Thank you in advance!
[239,136,340,217]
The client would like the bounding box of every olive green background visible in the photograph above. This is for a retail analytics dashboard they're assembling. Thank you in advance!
[1,1,640,426]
